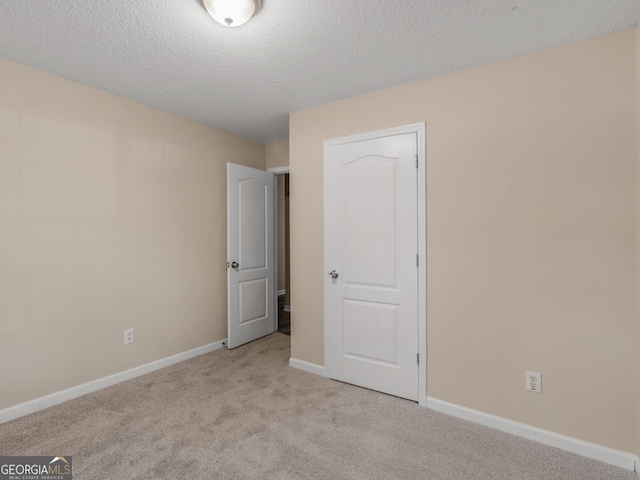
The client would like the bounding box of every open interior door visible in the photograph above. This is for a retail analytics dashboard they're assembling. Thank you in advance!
[227,163,275,349]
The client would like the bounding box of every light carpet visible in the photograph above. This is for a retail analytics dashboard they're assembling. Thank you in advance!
[0,333,634,479]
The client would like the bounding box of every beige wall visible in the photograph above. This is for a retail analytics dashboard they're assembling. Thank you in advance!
[290,29,637,453]
[0,58,265,410]
[266,140,289,169]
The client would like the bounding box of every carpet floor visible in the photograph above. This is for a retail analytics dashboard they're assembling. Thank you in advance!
[0,333,634,479]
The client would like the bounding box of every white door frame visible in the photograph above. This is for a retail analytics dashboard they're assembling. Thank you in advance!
[268,166,290,331]
[323,123,427,407]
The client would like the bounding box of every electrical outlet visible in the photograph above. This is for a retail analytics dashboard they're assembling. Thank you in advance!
[526,370,541,393]
[124,328,134,345]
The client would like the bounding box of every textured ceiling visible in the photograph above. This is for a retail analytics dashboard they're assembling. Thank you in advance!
[0,0,638,143]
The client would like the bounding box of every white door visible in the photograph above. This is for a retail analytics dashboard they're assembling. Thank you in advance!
[325,129,419,401]
[227,163,275,349]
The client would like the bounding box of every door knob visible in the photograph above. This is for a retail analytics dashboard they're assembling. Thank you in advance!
[230,261,240,269]
[328,270,339,279]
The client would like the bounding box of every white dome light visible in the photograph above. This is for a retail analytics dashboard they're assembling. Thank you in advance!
[202,0,262,27]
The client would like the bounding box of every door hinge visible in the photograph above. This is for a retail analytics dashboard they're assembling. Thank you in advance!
[417,353,419,365]
[415,155,418,168]
[416,254,419,267]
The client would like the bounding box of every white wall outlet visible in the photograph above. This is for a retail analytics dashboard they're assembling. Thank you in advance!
[124,328,134,345]
[526,370,541,393]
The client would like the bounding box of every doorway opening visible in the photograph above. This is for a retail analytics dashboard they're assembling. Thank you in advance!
[270,168,290,336]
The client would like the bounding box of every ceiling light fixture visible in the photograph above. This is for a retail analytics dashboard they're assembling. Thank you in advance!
[202,0,262,27]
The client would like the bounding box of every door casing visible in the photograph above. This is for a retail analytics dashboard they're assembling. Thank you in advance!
[323,123,427,406]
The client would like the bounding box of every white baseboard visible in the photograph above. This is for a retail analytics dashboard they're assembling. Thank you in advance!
[0,339,227,425]
[277,290,286,296]
[426,397,638,472]
[284,305,291,312]
[289,357,326,377]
